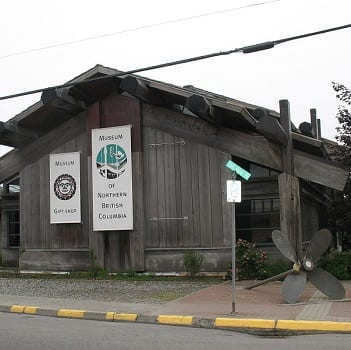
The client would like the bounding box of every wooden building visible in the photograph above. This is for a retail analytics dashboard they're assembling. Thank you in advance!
[0,65,348,272]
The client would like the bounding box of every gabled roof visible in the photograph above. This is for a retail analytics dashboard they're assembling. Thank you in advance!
[2,64,328,156]
[0,64,348,190]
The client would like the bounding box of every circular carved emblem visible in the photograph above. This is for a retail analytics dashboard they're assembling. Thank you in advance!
[54,174,76,200]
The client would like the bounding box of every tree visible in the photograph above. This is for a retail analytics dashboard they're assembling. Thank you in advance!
[333,82,351,156]
[328,82,351,250]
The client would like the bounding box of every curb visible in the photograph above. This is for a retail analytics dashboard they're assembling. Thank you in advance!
[1,304,351,334]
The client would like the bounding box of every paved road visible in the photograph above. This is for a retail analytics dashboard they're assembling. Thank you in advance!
[1,313,351,350]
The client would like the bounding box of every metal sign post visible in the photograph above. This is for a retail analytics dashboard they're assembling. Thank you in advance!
[225,160,251,314]
[230,172,237,313]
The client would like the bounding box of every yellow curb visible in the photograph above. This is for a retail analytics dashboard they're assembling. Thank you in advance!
[276,320,351,332]
[106,312,115,321]
[23,306,38,314]
[5,303,351,333]
[10,305,25,313]
[57,309,85,318]
[215,318,276,329]
[157,315,193,325]
[114,313,138,322]
[105,312,138,322]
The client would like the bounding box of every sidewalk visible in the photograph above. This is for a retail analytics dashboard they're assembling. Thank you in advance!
[0,280,351,334]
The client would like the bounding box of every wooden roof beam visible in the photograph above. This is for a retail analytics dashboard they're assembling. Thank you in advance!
[213,100,257,128]
[185,94,218,124]
[119,76,166,107]
[119,76,152,103]
[256,114,288,147]
[0,121,38,148]
[41,88,86,115]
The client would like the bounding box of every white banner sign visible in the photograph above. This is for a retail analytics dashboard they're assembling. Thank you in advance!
[50,152,81,223]
[91,125,133,231]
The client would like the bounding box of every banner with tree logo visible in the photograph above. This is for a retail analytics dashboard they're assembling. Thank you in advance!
[91,125,133,231]
[50,152,81,224]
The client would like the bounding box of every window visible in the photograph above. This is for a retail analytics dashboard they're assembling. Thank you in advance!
[8,210,20,248]
[2,176,20,248]
[236,198,280,245]
[231,157,280,245]
[250,164,279,178]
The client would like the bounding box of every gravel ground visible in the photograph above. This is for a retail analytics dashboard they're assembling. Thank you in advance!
[0,279,216,304]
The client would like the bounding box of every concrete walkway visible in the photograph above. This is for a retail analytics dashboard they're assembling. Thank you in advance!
[0,280,350,334]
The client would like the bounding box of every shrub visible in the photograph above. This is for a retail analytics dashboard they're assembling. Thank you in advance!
[183,250,204,277]
[229,239,267,280]
[318,251,351,280]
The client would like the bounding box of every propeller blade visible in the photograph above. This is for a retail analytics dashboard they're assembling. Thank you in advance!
[308,267,345,300]
[282,271,307,304]
[307,228,332,260]
[272,230,297,263]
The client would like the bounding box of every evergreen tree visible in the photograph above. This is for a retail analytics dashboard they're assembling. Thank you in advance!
[328,82,351,249]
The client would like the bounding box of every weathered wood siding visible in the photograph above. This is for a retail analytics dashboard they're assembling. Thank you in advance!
[10,91,333,273]
[143,125,232,250]
[86,94,145,272]
[19,116,90,270]
[18,93,145,272]
[20,132,89,249]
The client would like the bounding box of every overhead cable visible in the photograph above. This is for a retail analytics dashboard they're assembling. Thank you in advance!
[0,23,350,102]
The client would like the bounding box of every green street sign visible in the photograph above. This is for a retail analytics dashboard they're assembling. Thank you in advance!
[225,160,251,181]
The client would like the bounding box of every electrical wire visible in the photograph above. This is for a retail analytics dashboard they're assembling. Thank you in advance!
[0,0,280,60]
[0,23,350,102]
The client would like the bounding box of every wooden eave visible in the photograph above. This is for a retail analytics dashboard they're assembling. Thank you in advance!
[7,65,124,137]
[292,132,328,158]
[143,104,349,191]
[17,104,75,134]
[0,64,348,191]
[147,80,257,130]
[0,121,37,148]
[1,65,264,146]
[294,150,348,191]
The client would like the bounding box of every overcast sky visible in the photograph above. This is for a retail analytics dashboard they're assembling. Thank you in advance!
[0,0,350,156]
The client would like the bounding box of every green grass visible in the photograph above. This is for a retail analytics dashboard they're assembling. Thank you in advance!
[0,270,223,283]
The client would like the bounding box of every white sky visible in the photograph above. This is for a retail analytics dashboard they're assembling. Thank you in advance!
[0,0,350,156]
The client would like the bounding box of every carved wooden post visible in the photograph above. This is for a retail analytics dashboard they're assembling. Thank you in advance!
[310,108,322,140]
[278,100,303,259]
[310,108,318,139]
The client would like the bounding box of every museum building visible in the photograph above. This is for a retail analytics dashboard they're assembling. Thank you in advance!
[0,65,347,272]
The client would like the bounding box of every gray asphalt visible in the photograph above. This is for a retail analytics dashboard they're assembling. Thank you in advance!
[1,313,351,350]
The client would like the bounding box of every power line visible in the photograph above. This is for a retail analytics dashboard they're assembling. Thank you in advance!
[0,0,280,60]
[0,23,350,102]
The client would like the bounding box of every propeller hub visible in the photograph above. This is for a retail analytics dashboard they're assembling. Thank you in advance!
[303,258,314,271]
[293,262,301,271]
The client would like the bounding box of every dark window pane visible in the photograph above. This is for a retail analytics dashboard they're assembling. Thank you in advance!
[250,164,269,178]
[272,198,280,211]
[9,234,20,247]
[8,210,20,248]
[8,210,19,222]
[236,198,280,244]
